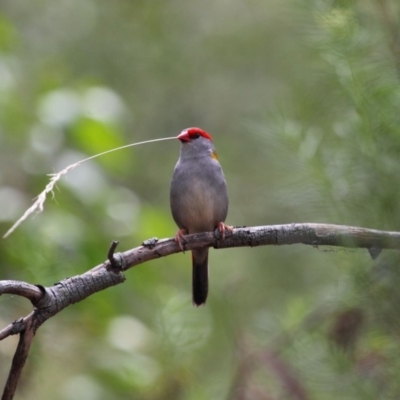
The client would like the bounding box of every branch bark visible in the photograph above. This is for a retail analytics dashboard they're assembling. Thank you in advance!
[1,223,400,399]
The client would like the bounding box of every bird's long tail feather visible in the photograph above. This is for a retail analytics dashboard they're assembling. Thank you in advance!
[192,249,208,306]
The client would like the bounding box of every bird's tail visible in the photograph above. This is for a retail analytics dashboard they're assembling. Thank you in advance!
[192,249,209,306]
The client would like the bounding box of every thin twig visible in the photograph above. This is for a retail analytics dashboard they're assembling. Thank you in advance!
[0,281,43,303]
[0,318,27,341]
[2,314,36,400]
[107,240,121,271]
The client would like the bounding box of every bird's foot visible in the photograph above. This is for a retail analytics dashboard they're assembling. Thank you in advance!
[175,228,188,251]
[216,222,233,240]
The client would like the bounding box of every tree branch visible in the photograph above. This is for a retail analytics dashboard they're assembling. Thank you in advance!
[0,281,43,303]
[121,223,400,271]
[2,223,400,399]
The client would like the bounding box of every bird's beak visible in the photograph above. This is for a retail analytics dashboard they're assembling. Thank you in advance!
[177,130,190,142]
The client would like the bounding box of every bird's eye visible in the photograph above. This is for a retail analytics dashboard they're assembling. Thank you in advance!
[192,133,200,139]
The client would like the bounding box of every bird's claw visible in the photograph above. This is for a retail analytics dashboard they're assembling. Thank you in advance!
[216,222,233,240]
[175,228,188,252]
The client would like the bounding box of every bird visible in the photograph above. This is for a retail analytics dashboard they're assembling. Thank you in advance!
[170,127,230,306]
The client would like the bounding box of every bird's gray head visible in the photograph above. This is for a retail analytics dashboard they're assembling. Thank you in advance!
[177,127,215,159]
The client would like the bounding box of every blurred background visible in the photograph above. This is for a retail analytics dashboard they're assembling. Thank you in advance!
[1,0,400,399]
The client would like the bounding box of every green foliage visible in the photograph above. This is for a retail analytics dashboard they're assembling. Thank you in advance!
[1,1,400,399]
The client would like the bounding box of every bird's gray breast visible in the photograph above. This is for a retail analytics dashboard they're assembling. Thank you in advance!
[170,157,228,233]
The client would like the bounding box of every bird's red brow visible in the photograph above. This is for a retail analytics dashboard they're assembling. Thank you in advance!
[186,127,213,141]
